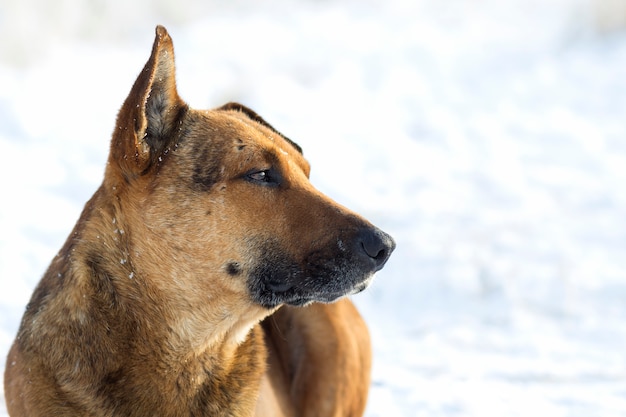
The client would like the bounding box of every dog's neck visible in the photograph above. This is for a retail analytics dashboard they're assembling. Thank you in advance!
[25,186,269,415]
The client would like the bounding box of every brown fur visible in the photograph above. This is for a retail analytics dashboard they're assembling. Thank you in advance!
[4,26,394,417]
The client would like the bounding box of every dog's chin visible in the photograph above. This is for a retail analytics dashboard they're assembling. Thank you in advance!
[257,274,374,309]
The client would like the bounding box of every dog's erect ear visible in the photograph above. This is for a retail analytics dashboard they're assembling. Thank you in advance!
[109,25,186,178]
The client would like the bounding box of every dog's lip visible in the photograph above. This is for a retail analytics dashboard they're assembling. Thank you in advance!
[350,276,373,295]
[279,274,374,306]
[266,279,293,293]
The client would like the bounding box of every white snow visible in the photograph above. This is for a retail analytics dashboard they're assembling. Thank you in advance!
[2,0,626,416]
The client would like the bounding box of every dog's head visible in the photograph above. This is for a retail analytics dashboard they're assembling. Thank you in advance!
[105,26,394,314]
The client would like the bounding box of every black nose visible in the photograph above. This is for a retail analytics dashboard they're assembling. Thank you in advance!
[357,228,396,271]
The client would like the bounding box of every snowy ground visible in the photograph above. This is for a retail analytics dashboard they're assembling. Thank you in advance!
[2,0,626,415]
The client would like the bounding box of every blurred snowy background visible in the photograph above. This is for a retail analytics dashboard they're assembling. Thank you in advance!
[1,0,626,415]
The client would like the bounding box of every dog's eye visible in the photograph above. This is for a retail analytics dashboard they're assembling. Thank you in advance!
[246,169,274,184]
[248,171,269,182]
[244,167,281,187]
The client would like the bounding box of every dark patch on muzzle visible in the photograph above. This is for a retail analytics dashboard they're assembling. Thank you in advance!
[247,228,395,308]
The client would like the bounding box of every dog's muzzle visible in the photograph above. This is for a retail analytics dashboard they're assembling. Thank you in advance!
[248,226,396,308]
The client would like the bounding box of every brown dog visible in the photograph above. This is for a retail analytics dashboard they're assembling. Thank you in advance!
[4,26,395,417]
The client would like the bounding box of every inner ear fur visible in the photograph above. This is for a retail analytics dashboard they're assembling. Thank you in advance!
[110,25,187,178]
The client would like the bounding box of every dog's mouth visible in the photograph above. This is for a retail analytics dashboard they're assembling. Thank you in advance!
[251,271,374,308]
[292,275,374,306]
[263,273,374,308]
[247,228,394,308]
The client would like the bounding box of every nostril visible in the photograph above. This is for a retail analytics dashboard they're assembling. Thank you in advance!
[358,228,396,269]
[361,240,385,260]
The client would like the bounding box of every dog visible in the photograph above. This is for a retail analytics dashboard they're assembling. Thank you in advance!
[4,26,395,417]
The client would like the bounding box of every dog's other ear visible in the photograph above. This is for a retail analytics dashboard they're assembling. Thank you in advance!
[109,25,186,179]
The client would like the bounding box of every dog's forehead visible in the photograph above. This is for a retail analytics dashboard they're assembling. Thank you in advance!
[222,111,292,147]
[197,108,311,173]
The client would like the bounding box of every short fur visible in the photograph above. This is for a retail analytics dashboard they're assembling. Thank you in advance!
[4,26,395,417]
